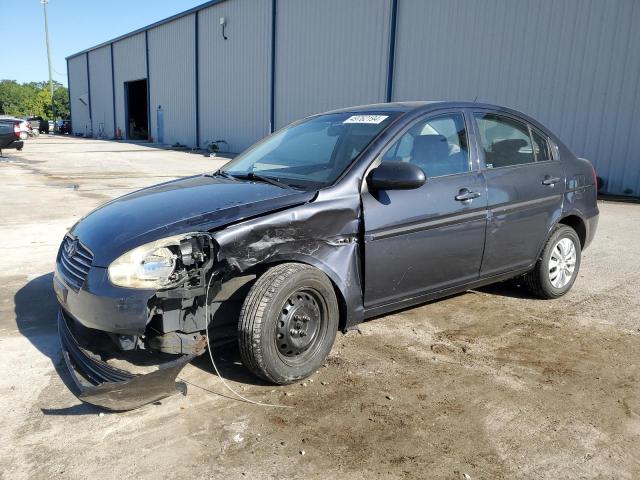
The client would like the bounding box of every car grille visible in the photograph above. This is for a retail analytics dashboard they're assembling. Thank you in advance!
[57,235,94,290]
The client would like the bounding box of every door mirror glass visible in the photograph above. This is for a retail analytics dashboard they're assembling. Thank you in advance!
[367,162,426,191]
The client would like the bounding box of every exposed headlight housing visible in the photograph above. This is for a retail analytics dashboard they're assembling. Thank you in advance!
[108,233,202,289]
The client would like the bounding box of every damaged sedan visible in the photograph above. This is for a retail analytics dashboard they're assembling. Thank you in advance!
[54,101,598,410]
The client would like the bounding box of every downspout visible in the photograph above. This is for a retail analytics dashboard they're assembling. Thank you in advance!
[269,0,277,133]
[110,43,116,138]
[195,11,200,148]
[145,30,151,142]
[86,52,92,135]
[385,0,398,103]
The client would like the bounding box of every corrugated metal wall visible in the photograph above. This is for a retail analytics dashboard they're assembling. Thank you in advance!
[148,15,197,146]
[67,54,91,136]
[112,33,147,139]
[198,0,272,152]
[67,0,640,195]
[88,46,114,138]
[274,0,392,128]
[393,0,640,196]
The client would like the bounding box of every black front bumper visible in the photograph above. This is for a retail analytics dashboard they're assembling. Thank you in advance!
[58,309,194,411]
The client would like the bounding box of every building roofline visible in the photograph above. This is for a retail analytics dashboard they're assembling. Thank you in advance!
[66,0,228,60]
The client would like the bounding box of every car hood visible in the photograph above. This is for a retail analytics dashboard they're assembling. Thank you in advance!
[71,175,315,266]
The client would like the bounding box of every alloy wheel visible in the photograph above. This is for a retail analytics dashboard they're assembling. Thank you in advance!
[548,237,577,288]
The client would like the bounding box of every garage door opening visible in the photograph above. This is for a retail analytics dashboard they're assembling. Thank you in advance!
[125,79,148,140]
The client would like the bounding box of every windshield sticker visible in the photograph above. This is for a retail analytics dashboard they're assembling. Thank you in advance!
[343,115,389,124]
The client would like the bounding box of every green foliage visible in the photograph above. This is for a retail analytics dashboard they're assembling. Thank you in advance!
[0,79,69,119]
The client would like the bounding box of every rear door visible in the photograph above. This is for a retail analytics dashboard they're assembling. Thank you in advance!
[362,110,487,309]
[472,110,565,277]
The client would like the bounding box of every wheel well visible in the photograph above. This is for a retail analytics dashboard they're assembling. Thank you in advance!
[559,215,586,247]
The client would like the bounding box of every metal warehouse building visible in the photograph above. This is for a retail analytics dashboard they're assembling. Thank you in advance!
[67,0,640,196]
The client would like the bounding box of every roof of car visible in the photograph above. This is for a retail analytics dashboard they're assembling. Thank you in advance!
[326,101,514,115]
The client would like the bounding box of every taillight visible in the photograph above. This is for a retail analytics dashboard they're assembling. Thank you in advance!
[13,122,20,138]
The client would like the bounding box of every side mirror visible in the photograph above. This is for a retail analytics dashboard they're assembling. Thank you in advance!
[367,161,426,191]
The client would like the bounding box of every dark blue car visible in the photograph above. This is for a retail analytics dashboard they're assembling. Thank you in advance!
[54,102,598,410]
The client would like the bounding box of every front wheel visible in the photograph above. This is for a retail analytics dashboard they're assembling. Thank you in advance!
[523,225,581,299]
[238,263,339,384]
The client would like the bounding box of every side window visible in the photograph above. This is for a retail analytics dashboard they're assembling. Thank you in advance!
[531,128,552,162]
[382,113,470,177]
[474,113,535,168]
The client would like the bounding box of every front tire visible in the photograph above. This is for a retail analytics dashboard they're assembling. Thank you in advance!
[523,225,581,299]
[238,263,339,384]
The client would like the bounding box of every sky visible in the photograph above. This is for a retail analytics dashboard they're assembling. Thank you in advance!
[0,0,206,86]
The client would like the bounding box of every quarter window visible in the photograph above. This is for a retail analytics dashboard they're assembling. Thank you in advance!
[382,113,470,177]
[531,128,552,162]
[474,113,535,168]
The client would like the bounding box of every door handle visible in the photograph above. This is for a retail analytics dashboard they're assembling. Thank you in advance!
[542,176,562,186]
[455,189,481,202]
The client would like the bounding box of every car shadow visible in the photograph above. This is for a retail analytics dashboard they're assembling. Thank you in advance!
[475,280,540,300]
[189,342,272,387]
[363,280,539,324]
[13,272,99,415]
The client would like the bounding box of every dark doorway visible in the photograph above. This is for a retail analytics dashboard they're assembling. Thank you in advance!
[125,79,148,140]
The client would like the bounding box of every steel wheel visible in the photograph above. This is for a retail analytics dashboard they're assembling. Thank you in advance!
[276,288,326,363]
[548,237,577,288]
[238,263,339,384]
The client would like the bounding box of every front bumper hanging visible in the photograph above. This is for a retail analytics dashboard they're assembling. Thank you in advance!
[58,309,195,411]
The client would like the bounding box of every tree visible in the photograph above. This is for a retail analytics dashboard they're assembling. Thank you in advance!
[52,83,69,119]
[0,79,68,119]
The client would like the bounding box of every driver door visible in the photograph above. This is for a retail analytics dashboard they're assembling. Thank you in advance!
[362,111,487,310]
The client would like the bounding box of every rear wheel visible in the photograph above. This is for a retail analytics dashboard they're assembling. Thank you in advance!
[523,225,581,299]
[238,263,339,384]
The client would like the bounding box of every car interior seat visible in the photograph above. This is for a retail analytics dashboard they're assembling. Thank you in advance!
[491,139,529,167]
[411,134,467,177]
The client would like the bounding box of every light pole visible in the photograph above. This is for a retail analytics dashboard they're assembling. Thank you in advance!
[41,0,55,122]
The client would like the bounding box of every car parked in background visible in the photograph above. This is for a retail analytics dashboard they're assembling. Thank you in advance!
[0,117,31,140]
[57,119,71,135]
[27,116,49,134]
[0,118,24,153]
[54,101,598,410]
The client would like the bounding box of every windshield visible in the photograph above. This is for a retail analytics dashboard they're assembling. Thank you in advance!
[221,112,399,189]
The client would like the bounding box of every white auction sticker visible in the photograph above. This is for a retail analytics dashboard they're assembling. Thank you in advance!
[343,115,389,124]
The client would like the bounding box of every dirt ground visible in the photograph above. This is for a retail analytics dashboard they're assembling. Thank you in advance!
[0,136,638,480]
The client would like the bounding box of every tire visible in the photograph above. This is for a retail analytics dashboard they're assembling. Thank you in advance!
[238,263,339,384]
[523,225,581,299]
